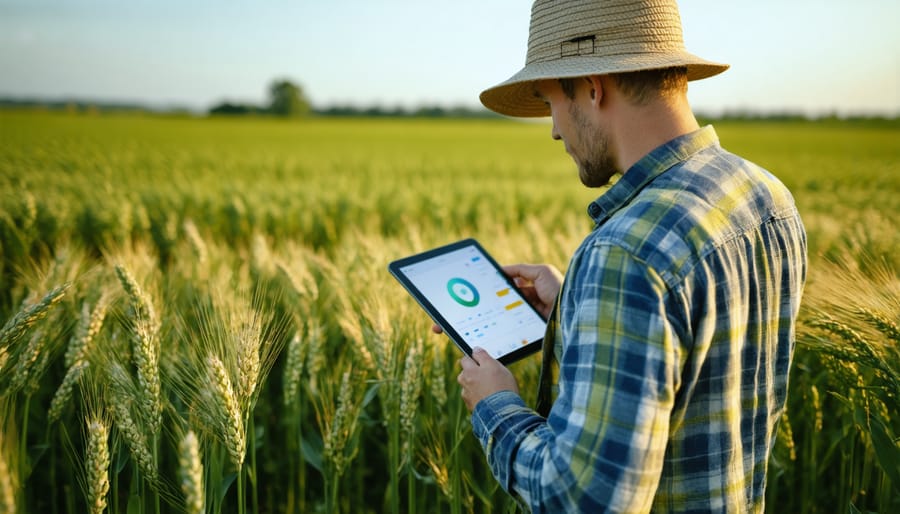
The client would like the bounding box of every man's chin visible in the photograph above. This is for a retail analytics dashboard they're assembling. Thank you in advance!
[579,168,617,188]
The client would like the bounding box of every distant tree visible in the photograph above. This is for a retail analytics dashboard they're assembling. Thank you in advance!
[209,102,258,115]
[268,80,311,117]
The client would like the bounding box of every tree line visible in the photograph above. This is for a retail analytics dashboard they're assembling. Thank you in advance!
[208,79,498,119]
[2,77,896,122]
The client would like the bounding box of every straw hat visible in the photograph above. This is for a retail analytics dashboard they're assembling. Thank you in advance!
[480,0,729,117]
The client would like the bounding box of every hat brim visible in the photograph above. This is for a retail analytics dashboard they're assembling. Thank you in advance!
[480,52,729,118]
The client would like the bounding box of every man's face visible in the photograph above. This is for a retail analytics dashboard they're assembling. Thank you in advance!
[535,79,619,188]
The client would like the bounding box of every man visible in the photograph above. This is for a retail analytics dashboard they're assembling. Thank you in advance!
[454,1,808,512]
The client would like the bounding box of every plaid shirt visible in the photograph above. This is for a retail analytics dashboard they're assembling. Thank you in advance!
[472,126,807,513]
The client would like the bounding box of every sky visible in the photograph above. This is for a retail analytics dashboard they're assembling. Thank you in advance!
[1,0,898,117]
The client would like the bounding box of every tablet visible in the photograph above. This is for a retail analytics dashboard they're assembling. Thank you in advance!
[388,238,546,364]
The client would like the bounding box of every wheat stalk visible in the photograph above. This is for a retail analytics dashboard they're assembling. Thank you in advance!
[276,254,318,299]
[107,363,157,483]
[65,303,91,368]
[430,346,448,411]
[811,315,898,393]
[321,370,362,479]
[0,426,15,514]
[419,421,453,500]
[234,311,262,411]
[207,355,245,469]
[8,328,47,396]
[809,384,823,433]
[305,319,326,393]
[778,410,797,462]
[114,265,155,324]
[183,219,208,265]
[282,329,307,407]
[65,298,109,368]
[250,232,277,277]
[857,307,900,343]
[50,299,109,424]
[2,281,70,397]
[84,417,110,514]
[109,396,157,483]
[178,430,205,514]
[400,341,422,467]
[359,293,393,378]
[115,265,162,436]
[48,360,91,424]
[0,283,69,350]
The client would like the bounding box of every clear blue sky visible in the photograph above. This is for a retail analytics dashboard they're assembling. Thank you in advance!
[1,0,898,116]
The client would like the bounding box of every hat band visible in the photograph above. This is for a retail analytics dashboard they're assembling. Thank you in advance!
[530,32,685,65]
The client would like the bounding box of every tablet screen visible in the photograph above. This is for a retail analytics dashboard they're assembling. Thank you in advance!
[389,239,546,364]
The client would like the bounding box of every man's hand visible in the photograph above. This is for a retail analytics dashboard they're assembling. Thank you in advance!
[431,262,563,335]
[457,348,519,412]
[502,263,563,319]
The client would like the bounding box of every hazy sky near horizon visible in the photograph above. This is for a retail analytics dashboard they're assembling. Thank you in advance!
[1,0,898,116]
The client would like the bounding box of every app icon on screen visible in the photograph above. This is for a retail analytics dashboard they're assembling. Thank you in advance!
[447,278,480,307]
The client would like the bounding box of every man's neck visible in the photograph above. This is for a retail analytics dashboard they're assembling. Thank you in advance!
[613,96,700,173]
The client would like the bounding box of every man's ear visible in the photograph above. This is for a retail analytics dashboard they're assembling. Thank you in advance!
[585,75,604,106]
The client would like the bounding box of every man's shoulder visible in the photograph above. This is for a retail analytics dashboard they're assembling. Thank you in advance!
[590,147,798,286]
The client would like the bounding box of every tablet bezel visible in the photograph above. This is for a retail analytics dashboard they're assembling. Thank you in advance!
[388,238,546,365]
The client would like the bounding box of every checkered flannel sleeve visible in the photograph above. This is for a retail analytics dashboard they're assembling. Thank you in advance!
[473,243,677,513]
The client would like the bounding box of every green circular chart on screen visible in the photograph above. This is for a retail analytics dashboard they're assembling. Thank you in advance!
[447,278,480,307]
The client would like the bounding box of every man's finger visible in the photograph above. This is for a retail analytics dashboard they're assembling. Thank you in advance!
[503,263,542,282]
[473,347,495,365]
[459,353,479,370]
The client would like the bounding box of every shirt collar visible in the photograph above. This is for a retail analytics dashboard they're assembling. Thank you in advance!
[587,125,720,225]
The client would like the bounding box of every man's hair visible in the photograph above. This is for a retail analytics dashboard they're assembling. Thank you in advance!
[558,66,688,105]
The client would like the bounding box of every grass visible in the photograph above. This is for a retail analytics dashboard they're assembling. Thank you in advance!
[0,110,898,512]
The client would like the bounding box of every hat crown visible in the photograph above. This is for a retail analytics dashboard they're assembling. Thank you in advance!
[526,0,686,65]
[480,0,728,117]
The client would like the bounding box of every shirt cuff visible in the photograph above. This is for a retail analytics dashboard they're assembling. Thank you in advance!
[471,390,536,492]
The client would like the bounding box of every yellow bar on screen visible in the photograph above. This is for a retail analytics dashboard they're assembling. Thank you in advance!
[505,300,523,310]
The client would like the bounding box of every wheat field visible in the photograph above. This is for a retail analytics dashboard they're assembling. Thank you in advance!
[0,111,898,513]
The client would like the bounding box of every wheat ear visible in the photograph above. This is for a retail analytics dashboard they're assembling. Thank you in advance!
[84,417,110,514]
[178,430,205,514]
[400,342,423,466]
[207,355,245,469]
[429,346,448,410]
[50,299,109,424]
[110,398,157,483]
[8,328,47,396]
[65,298,109,367]
[183,219,208,264]
[778,410,796,462]
[0,428,15,514]
[305,320,326,392]
[0,283,68,349]
[108,364,157,483]
[235,313,262,410]
[282,329,307,407]
[115,265,162,436]
[322,370,359,478]
[857,307,900,343]
[48,361,91,424]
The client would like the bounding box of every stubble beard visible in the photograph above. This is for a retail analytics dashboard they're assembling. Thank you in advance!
[570,101,619,188]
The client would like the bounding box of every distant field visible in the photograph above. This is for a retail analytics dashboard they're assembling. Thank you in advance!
[0,111,897,513]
